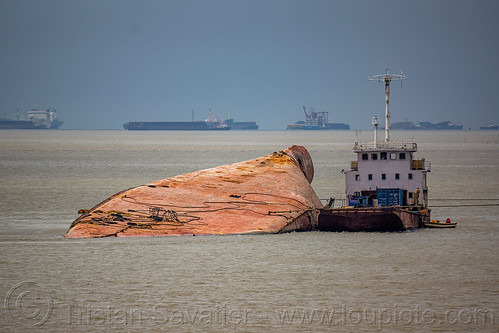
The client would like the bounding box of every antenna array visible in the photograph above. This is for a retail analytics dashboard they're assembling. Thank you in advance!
[368,69,407,142]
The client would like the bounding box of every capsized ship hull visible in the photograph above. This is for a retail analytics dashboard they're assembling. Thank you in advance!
[65,145,322,238]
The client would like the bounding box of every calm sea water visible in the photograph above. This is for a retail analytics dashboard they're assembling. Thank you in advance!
[0,130,498,332]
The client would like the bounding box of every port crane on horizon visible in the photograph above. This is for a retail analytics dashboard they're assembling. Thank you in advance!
[302,106,328,128]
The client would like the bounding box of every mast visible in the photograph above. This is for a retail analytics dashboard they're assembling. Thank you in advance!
[372,116,379,147]
[368,69,406,142]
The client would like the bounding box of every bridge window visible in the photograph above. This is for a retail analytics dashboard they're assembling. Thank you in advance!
[390,153,397,160]
[380,152,387,160]
[399,152,406,160]
[362,153,368,160]
[371,153,378,160]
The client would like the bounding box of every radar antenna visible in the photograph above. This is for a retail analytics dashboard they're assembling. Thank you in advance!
[368,69,407,142]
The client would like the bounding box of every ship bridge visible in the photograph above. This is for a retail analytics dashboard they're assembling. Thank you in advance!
[353,141,417,152]
[345,139,429,208]
[345,115,429,208]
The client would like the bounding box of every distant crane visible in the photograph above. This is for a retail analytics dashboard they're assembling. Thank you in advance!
[3,108,21,120]
[302,106,328,128]
[303,106,316,123]
[368,69,406,142]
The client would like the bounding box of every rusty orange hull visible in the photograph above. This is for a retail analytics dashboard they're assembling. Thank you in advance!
[65,146,322,238]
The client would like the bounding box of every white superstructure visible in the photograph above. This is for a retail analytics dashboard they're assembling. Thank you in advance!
[343,69,429,208]
[28,108,62,129]
[344,140,429,207]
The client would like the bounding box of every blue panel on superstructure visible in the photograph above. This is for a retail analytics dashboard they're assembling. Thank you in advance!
[377,188,404,207]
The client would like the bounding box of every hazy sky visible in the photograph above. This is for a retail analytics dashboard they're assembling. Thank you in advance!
[1,0,498,129]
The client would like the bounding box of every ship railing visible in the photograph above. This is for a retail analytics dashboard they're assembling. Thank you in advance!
[327,204,428,211]
[320,197,347,209]
[411,159,431,171]
[353,141,417,151]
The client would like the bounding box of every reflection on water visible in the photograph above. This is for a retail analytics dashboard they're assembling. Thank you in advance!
[0,130,498,332]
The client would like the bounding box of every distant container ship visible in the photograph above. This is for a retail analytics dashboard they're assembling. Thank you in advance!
[123,121,230,131]
[287,106,350,130]
[390,120,463,130]
[0,108,63,129]
[225,119,259,130]
[479,123,498,130]
[123,112,259,131]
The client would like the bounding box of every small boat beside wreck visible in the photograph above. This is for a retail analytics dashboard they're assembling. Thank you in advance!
[424,219,457,228]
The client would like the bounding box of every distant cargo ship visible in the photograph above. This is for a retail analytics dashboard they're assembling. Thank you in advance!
[0,108,63,129]
[124,112,259,131]
[390,120,463,130]
[287,106,350,130]
[123,121,230,131]
[479,123,498,130]
[225,119,259,130]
